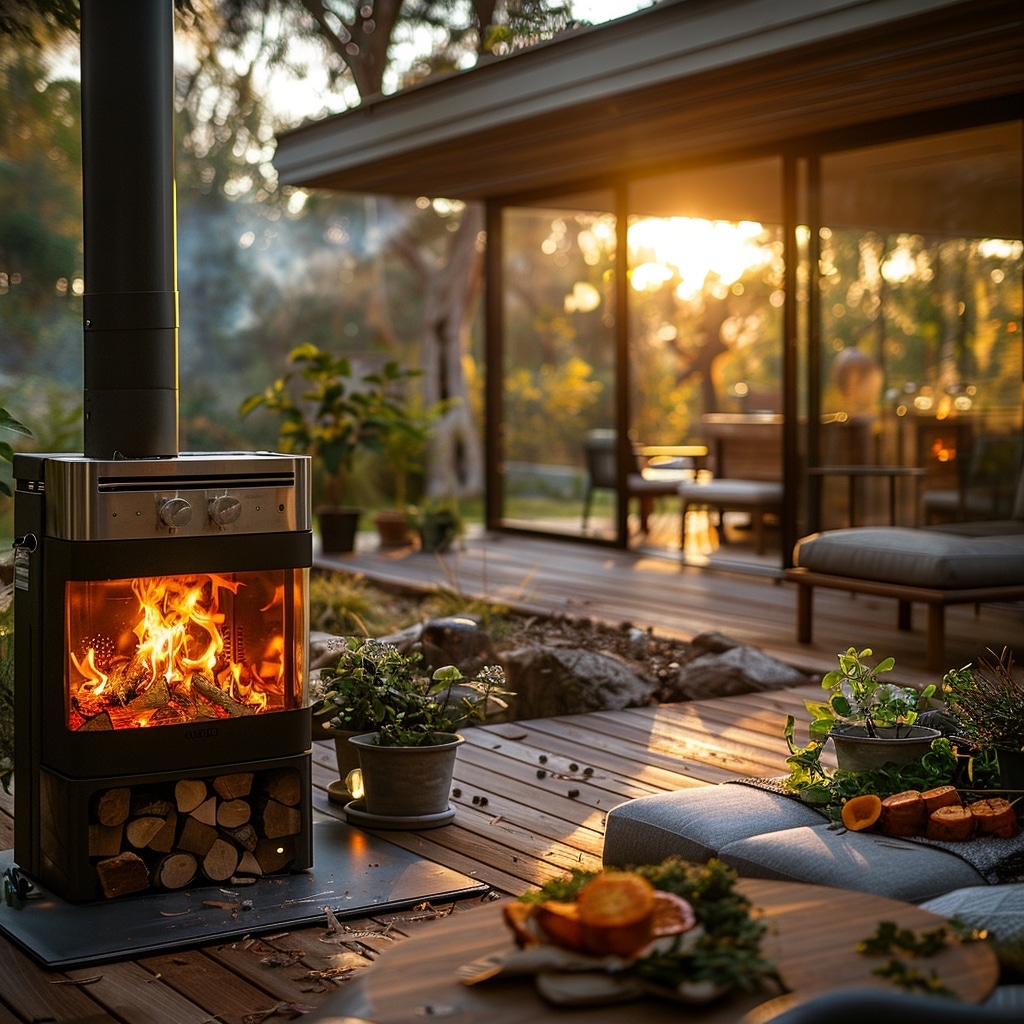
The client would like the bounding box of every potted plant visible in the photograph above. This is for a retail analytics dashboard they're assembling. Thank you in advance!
[943,647,1024,791]
[803,647,939,771]
[372,394,440,549]
[309,636,428,802]
[412,499,463,553]
[310,637,511,825]
[240,344,423,554]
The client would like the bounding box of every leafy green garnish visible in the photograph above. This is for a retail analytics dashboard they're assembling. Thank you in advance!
[521,858,782,995]
[856,920,950,958]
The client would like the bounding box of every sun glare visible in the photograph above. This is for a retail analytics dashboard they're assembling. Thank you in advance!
[628,218,771,300]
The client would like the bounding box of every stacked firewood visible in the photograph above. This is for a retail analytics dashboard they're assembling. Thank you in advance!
[88,767,303,898]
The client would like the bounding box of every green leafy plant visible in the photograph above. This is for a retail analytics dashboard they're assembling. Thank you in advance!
[942,647,1024,753]
[783,721,1001,814]
[0,406,31,498]
[805,647,936,742]
[309,636,511,747]
[411,499,464,552]
[239,343,424,507]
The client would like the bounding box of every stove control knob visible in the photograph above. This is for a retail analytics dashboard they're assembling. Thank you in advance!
[209,494,242,527]
[158,497,193,528]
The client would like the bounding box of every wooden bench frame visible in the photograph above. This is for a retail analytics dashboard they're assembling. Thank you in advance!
[785,566,1024,672]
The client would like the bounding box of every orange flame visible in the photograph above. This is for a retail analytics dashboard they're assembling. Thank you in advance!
[67,571,291,730]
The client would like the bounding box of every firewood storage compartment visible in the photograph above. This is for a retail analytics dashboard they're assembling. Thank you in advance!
[13,452,313,901]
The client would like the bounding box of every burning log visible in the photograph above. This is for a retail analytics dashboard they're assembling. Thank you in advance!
[191,673,256,717]
[126,676,172,712]
[78,710,114,731]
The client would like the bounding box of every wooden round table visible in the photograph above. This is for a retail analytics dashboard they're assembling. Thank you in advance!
[313,878,999,1023]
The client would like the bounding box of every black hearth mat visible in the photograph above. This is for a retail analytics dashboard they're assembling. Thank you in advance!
[0,813,489,969]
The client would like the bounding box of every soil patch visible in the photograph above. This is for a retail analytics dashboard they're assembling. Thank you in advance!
[311,568,704,704]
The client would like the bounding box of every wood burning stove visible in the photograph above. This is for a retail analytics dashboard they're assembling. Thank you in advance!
[13,453,313,900]
[9,1,316,902]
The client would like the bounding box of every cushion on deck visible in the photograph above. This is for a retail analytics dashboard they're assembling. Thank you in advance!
[717,825,985,903]
[677,479,783,506]
[794,527,1024,588]
[920,884,1024,943]
[924,519,1024,537]
[602,785,826,868]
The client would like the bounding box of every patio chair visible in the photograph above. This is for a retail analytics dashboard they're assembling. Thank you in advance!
[580,430,691,533]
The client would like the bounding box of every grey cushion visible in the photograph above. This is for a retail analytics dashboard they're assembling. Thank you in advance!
[924,520,1024,537]
[794,527,1024,588]
[717,824,985,902]
[602,785,824,868]
[678,479,783,505]
[920,883,1024,943]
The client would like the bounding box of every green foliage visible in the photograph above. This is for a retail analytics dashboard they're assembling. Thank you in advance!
[805,647,935,742]
[309,636,510,747]
[942,647,1024,752]
[0,406,31,497]
[783,719,1000,814]
[240,343,424,506]
[521,858,779,994]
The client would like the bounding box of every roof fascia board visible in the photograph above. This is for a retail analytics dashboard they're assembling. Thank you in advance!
[275,0,971,188]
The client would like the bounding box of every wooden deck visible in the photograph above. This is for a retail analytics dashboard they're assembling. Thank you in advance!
[0,528,1018,1022]
[0,684,821,1024]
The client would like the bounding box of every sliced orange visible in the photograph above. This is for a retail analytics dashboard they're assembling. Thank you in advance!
[576,871,656,956]
[841,793,883,832]
[650,890,697,936]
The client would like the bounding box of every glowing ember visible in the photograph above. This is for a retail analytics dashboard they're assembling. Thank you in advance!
[66,571,293,730]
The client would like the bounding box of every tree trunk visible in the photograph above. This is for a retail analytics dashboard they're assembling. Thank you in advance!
[389,202,486,499]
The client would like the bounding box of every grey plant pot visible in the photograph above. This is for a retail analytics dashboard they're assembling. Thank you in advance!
[829,725,941,772]
[349,732,463,820]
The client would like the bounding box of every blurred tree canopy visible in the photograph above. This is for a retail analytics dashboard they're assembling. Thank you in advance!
[1,0,603,507]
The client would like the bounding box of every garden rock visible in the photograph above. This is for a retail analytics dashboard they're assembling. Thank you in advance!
[666,643,811,700]
[503,645,657,719]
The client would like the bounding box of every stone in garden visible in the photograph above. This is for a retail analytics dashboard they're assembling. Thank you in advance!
[503,646,657,719]
[666,643,811,700]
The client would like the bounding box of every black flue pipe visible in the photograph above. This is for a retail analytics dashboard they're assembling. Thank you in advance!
[81,0,178,459]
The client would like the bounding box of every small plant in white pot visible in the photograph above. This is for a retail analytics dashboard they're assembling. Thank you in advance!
[803,647,939,771]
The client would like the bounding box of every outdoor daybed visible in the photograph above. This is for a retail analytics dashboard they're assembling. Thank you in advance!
[784,470,1024,671]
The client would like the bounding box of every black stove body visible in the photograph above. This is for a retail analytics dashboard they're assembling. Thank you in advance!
[13,453,313,901]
